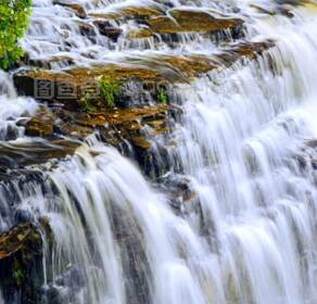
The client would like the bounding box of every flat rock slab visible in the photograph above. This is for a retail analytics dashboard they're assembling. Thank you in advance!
[14,40,274,105]
[148,8,243,34]
[0,139,80,169]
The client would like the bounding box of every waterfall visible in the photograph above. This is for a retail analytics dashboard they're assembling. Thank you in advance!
[1,0,317,303]
[0,71,37,140]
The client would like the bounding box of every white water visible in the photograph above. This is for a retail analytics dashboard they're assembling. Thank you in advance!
[2,0,317,304]
[0,71,38,140]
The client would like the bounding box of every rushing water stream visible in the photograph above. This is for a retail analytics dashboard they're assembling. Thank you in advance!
[1,0,317,304]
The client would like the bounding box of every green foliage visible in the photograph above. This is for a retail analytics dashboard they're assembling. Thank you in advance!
[157,87,169,104]
[79,92,97,113]
[0,0,32,70]
[99,76,122,108]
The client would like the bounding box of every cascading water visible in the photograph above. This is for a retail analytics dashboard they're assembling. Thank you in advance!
[0,71,38,140]
[2,0,317,304]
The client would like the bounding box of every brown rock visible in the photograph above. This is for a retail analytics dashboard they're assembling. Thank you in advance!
[89,4,162,20]
[13,40,274,107]
[148,8,243,34]
[127,27,154,39]
[93,20,123,41]
[55,105,169,150]
[0,223,41,260]
[23,108,55,137]
[53,0,87,18]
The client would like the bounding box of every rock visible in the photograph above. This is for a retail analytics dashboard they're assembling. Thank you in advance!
[250,3,295,17]
[13,40,274,106]
[13,65,162,108]
[24,117,54,137]
[147,8,243,34]
[14,209,34,224]
[54,105,169,151]
[41,265,86,304]
[25,54,76,69]
[22,108,55,137]
[159,174,198,213]
[126,27,154,39]
[0,223,44,303]
[53,0,87,18]
[89,4,163,21]
[93,21,123,41]
[292,139,317,172]
[79,22,96,38]
[0,223,41,259]
[0,139,80,169]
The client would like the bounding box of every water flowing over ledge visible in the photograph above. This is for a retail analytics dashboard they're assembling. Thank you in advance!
[1,1,317,304]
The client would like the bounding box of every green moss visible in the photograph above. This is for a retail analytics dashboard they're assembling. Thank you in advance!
[99,76,122,108]
[157,88,169,104]
[0,0,32,70]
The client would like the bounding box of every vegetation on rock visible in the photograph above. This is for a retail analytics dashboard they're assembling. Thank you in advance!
[99,76,122,108]
[0,0,32,70]
[157,88,169,104]
[79,92,97,113]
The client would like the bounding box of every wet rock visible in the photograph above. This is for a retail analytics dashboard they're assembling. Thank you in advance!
[55,267,85,290]
[147,8,243,34]
[13,40,274,106]
[0,139,80,169]
[110,203,152,304]
[159,174,198,213]
[306,139,317,148]
[294,140,317,170]
[24,117,54,137]
[0,223,44,303]
[250,3,295,17]
[0,223,41,259]
[13,65,162,108]
[21,108,55,138]
[53,105,169,151]
[42,285,64,304]
[250,4,277,15]
[14,209,34,224]
[79,22,96,38]
[53,0,87,18]
[93,20,123,41]
[127,27,154,39]
[89,4,163,21]
[25,55,76,69]
[41,266,86,304]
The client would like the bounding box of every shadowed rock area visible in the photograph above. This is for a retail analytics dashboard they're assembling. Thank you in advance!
[0,223,44,303]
